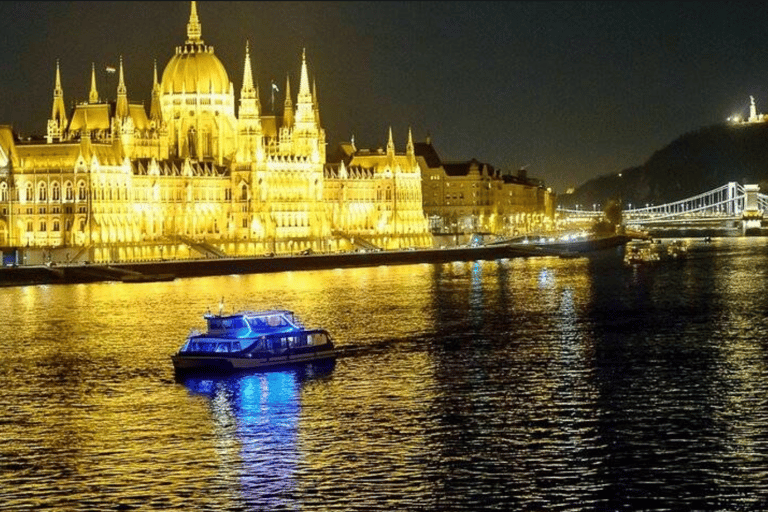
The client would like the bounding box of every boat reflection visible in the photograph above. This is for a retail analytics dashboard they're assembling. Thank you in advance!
[178,362,335,507]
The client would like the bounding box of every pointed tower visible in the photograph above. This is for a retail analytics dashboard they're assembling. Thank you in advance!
[149,60,163,124]
[294,48,315,128]
[312,79,321,126]
[406,126,415,162]
[88,63,99,103]
[386,126,395,158]
[282,75,294,128]
[47,60,68,143]
[238,40,263,162]
[115,56,129,119]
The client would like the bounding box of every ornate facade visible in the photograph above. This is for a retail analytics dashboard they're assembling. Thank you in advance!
[0,1,431,264]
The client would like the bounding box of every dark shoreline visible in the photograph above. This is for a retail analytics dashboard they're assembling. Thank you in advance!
[0,235,633,287]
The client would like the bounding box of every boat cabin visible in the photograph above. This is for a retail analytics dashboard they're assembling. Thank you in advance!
[179,309,332,356]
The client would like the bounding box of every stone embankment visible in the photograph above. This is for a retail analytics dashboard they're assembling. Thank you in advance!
[0,235,633,287]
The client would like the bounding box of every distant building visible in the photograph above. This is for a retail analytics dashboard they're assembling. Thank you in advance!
[415,139,555,236]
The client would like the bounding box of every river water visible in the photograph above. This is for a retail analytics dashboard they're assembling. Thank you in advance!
[2,237,768,511]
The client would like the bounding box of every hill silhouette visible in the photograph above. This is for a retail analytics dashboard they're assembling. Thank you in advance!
[559,122,768,209]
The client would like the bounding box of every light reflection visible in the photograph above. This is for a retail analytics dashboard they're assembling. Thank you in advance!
[182,370,307,508]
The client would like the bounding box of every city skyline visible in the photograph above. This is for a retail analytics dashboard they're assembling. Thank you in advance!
[1,1,767,194]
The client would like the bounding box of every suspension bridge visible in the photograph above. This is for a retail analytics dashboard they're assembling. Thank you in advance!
[558,182,768,234]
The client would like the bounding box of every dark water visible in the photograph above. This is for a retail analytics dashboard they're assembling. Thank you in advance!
[2,237,768,511]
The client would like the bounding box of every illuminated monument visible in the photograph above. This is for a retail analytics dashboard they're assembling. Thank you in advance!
[0,1,431,263]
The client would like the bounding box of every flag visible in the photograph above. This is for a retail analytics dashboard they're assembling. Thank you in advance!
[271,82,279,92]
[105,66,116,74]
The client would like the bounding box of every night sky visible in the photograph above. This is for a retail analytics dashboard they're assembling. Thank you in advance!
[1,1,767,194]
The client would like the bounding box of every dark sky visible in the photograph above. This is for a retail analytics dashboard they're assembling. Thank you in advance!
[1,1,767,193]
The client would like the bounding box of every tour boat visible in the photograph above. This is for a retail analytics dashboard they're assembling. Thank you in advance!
[171,304,337,374]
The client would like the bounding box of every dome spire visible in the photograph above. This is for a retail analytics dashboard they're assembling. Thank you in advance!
[187,1,202,43]
[89,62,99,103]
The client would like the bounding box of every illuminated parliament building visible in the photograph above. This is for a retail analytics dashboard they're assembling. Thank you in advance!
[0,2,554,265]
[0,2,432,263]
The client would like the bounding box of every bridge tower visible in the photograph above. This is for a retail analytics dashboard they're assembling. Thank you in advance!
[742,184,763,235]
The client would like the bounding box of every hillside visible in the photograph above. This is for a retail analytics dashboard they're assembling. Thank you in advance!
[559,122,768,209]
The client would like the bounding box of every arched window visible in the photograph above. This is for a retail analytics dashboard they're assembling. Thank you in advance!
[51,182,60,201]
[241,184,248,201]
[78,182,87,201]
[53,220,60,232]
[26,183,33,202]
[65,182,74,201]
[38,183,47,202]
[0,183,7,202]
[39,220,47,232]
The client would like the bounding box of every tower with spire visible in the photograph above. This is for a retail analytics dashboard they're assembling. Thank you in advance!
[237,40,263,163]
[47,60,68,143]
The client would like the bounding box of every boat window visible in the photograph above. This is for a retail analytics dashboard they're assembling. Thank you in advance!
[309,333,326,344]
[208,319,222,330]
[216,343,229,353]
[232,342,241,351]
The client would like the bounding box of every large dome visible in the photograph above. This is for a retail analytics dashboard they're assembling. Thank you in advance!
[161,47,230,95]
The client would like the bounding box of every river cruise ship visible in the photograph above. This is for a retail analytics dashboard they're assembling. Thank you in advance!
[172,307,337,374]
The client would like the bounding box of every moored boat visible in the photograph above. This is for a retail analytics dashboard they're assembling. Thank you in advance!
[624,240,662,266]
[666,239,688,259]
[171,305,337,374]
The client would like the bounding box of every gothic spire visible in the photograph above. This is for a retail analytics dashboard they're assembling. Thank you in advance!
[116,56,129,119]
[239,40,261,120]
[187,1,202,43]
[407,126,414,156]
[283,74,294,128]
[387,126,395,155]
[51,60,66,120]
[298,48,311,101]
[312,79,321,126]
[88,63,99,103]
[150,60,163,123]
[241,40,255,95]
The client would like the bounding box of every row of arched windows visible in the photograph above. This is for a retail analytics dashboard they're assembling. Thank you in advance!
[3,181,89,203]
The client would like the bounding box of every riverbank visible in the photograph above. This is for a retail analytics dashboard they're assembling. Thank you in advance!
[0,234,634,287]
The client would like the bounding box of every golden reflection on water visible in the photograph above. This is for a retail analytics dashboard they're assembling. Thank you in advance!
[4,242,768,510]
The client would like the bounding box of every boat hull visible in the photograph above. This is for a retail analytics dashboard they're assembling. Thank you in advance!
[171,347,338,374]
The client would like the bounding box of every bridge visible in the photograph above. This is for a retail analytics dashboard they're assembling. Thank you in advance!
[558,182,768,234]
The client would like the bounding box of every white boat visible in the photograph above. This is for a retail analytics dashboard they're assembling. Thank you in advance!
[172,306,337,374]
